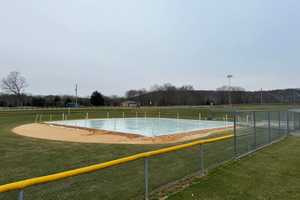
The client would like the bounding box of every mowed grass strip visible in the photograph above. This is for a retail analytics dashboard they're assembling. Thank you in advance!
[0,105,291,199]
[166,136,300,200]
[0,107,229,199]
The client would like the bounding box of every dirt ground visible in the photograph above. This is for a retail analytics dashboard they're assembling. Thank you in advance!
[13,123,231,144]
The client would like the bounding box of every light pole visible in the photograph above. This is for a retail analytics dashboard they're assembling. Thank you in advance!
[260,88,263,105]
[75,83,78,107]
[227,75,233,106]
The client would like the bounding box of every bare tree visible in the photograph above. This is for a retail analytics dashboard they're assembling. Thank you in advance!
[150,84,164,92]
[125,89,147,98]
[1,71,28,106]
[179,85,194,91]
[150,83,177,92]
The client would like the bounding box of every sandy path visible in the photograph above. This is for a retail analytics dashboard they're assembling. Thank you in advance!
[12,123,231,144]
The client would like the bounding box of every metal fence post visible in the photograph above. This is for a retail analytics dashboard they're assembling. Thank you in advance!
[225,114,228,127]
[144,158,149,200]
[278,112,281,130]
[253,111,257,149]
[233,112,237,157]
[18,190,24,200]
[292,112,295,130]
[268,112,271,143]
[298,113,300,130]
[200,145,204,175]
[287,111,290,135]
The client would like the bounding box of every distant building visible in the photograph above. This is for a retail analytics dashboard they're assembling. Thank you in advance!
[65,103,80,108]
[121,100,138,107]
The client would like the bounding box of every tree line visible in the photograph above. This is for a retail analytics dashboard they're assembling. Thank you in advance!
[129,89,300,106]
[125,83,194,98]
[1,71,299,107]
[0,71,122,107]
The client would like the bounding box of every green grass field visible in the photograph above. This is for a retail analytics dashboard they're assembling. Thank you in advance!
[0,105,296,199]
[167,136,300,200]
[0,107,230,200]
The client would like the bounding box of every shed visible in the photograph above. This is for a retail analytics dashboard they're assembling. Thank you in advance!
[121,101,138,107]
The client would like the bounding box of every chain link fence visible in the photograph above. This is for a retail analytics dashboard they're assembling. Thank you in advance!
[1,110,294,200]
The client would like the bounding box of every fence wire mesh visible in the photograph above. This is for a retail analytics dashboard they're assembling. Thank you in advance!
[1,110,294,200]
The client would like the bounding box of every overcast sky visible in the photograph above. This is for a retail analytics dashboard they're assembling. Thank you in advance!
[1,0,300,97]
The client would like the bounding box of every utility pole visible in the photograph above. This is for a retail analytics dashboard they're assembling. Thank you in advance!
[227,75,233,106]
[293,89,296,105]
[75,83,78,106]
[260,88,263,104]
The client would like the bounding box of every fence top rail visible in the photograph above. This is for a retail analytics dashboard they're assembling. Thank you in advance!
[0,134,232,193]
[289,109,300,113]
[235,109,289,113]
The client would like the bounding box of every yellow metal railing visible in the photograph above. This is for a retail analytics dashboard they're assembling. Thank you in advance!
[0,134,233,193]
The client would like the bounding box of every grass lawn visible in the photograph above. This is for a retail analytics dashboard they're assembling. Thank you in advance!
[0,107,230,200]
[0,105,293,199]
[167,136,300,200]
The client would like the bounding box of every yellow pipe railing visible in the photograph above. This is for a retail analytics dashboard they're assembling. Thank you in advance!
[0,134,233,193]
